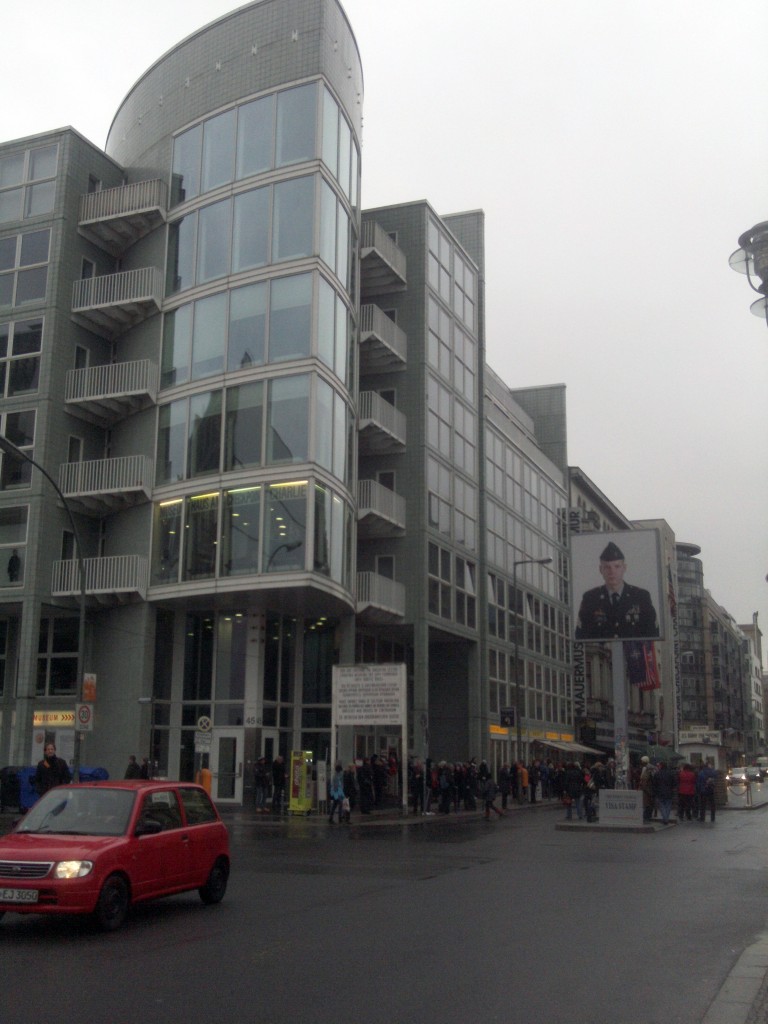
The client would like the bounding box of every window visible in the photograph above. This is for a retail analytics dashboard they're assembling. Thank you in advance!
[0,317,42,396]
[0,144,57,225]
[0,229,49,309]
[36,616,78,696]
[265,482,307,571]
[267,375,309,464]
[0,505,27,587]
[0,409,35,489]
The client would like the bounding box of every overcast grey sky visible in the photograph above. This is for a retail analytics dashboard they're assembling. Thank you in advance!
[4,1,767,651]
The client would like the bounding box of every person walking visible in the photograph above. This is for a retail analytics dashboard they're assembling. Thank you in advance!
[677,763,696,821]
[655,762,676,825]
[328,763,345,824]
[639,756,656,823]
[342,763,358,821]
[482,773,504,819]
[563,761,585,821]
[271,754,286,815]
[697,762,718,823]
[124,754,142,779]
[33,743,71,797]
[254,757,270,813]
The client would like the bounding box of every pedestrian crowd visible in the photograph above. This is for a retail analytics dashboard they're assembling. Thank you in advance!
[248,750,723,825]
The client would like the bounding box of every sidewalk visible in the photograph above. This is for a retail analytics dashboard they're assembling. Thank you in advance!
[218,795,562,829]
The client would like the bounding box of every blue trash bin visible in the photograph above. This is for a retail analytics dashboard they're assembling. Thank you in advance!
[78,767,110,783]
[17,767,39,813]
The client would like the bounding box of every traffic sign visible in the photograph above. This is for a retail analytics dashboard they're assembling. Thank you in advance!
[75,703,94,732]
[197,715,212,732]
[500,707,516,727]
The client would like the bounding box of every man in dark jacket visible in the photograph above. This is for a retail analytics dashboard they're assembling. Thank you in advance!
[697,762,718,823]
[654,762,676,824]
[34,743,71,796]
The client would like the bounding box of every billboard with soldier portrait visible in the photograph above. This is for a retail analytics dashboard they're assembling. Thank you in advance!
[571,529,664,642]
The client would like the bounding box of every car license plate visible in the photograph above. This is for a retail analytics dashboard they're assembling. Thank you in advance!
[0,887,38,903]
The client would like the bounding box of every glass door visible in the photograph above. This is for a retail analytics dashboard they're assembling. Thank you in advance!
[210,728,244,804]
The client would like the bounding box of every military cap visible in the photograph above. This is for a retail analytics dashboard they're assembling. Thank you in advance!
[599,541,625,562]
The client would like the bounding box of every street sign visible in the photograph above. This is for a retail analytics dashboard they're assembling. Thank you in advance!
[82,673,97,702]
[197,715,212,732]
[194,730,212,753]
[75,703,94,733]
[500,707,516,727]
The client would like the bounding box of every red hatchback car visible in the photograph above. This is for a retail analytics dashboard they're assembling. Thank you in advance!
[0,780,230,930]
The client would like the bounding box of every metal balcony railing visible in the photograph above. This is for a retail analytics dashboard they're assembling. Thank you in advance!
[65,359,159,424]
[359,304,407,370]
[356,571,406,620]
[357,479,406,534]
[79,179,167,256]
[71,267,163,339]
[360,220,407,295]
[358,391,406,451]
[58,455,153,512]
[51,554,149,601]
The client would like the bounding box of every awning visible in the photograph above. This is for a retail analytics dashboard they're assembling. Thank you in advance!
[533,739,605,756]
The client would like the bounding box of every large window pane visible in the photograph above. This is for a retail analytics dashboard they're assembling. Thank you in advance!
[191,292,226,380]
[321,88,339,178]
[202,110,236,193]
[264,482,306,572]
[167,212,197,293]
[25,181,55,218]
[156,399,187,484]
[8,357,39,395]
[315,377,333,472]
[276,83,317,166]
[188,391,221,478]
[19,230,49,266]
[222,486,261,576]
[215,614,247,701]
[152,499,182,583]
[338,117,351,199]
[224,381,263,471]
[196,200,231,284]
[232,187,269,272]
[228,283,266,370]
[319,181,337,272]
[317,276,335,370]
[161,304,192,389]
[0,153,24,188]
[0,190,22,224]
[272,177,313,262]
[172,125,202,205]
[183,493,219,580]
[15,267,47,304]
[333,391,347,482]
[237,95,274,178]
[267,374,309,464]
[269,274,311,362]
[29,145,58,181]
[331,492,345,584]
[0,506,27,545]
[314,484,331,575]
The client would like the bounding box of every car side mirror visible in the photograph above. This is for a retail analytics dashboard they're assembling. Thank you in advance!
[135,818,163,837]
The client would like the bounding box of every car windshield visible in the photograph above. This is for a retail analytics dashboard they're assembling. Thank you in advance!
[16,787,136,836]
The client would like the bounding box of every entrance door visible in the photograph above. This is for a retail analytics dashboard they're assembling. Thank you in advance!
[210,729,244,804]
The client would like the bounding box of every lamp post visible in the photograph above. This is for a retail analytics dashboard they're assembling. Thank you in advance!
[512,557,553,762]
[0,435,88,781]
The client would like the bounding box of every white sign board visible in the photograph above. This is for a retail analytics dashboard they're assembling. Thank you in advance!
[331,663,408,816]
[332,663,406,724]
[599,789,643,826]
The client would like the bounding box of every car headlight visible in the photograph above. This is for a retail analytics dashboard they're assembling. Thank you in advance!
[54,860,94,879]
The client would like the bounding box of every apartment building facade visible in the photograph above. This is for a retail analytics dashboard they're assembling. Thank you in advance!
[0,0,573,799]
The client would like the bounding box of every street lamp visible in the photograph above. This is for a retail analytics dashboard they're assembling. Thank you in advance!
[512,557,553,762]
[0,434,88,781]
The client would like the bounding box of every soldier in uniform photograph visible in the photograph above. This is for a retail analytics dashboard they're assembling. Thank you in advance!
[575,540,659,640]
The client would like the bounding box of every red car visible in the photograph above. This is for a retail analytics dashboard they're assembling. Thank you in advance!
[0,780,230,930]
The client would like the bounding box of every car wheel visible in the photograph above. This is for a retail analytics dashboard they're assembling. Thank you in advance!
[199,858,229,905]
[94,874,130,931]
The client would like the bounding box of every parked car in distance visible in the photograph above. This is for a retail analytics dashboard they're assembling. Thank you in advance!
[0,781,230,931]
[745,767,765,783]
[726,768,748,784]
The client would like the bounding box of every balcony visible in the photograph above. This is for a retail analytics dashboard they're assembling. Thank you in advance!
[79,179,167,256]
[359,304,407,372]
[357,479,406,537]
[357,391,406,454]
[360,220,407,296]
[356,571,406,623]
[52,554,148,604]
[58,455,153,513]
[72,267,163,339]
[65,359,159,426]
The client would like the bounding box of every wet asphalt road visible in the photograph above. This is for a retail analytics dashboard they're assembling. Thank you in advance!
[3,803,768,1024]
